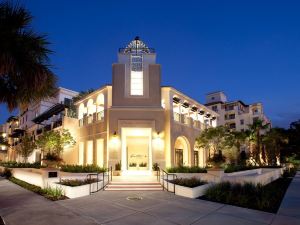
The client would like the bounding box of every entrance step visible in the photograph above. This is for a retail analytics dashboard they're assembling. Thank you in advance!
[105,181,163,191]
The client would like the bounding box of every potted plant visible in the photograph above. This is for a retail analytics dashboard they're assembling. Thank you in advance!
[42,152,63,168]
[139,162,147,168]
[129,162,137,170]
[152,162,159,176]
[113,161,121,176]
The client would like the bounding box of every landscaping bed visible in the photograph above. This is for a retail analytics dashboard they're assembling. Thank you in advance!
[200,175,294,213]
[60,164,106,173]
[9,177,67,201]
[58,178,99,187]
[167,166,207,173]
[164,177,211,198]
[0,161,43,169]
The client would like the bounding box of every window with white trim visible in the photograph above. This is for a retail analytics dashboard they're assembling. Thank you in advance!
[130,54,143,95]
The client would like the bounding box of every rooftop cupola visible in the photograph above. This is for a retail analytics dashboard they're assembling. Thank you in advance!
[119,36,155,54]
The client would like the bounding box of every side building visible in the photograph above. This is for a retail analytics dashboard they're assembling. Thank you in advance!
[205,91,271,131]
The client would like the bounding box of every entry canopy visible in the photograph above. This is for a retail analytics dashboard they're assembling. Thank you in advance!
[119,36,155,54]
[32,103,67,124]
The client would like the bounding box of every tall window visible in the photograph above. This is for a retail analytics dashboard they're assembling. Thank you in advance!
[130,54,143,95]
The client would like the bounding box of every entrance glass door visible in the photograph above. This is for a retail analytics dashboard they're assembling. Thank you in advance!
[175,149,183,166]
[126,136,149,170]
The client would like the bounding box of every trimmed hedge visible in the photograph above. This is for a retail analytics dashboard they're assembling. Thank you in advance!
[0,161,43,168]
[58,178,99,187]
[60,164,106,173]
[169,177,207,188]
[167,166,207,173]
[201,177,292,213]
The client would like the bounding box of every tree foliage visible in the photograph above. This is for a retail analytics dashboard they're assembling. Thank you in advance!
[36,129,75,159]
[0,1,57,110]
[17,133,36,163]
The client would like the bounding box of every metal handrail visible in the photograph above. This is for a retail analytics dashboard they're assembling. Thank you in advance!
[87,166,112,195]
[158,167,177,194]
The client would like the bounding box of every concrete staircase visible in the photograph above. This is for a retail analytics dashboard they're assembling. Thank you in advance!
[105,181,163,191]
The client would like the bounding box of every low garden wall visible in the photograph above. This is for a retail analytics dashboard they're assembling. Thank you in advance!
[172,173,221,183]
[222,168,283,185]
[48,181,104,199]
[162,179,213,198]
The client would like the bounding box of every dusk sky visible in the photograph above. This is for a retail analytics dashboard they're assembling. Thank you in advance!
[1,0,300,128]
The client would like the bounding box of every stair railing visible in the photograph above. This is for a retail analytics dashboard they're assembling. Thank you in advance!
[87,166,112,194]
[158,167,177,194]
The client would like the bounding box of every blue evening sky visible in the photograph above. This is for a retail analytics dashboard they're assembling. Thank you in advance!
[1,0,300,128]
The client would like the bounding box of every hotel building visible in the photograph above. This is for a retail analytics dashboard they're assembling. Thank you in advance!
[205,91,271,131]
[2,37,219,173]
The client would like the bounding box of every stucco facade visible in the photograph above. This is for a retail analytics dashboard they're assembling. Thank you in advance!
[74,37,218,174]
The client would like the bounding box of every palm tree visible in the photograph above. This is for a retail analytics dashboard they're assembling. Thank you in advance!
[0,1,57,111]
[248,119,270,165]
[263,128,288,166]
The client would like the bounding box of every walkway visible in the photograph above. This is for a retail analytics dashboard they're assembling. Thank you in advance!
[0,173,299,225]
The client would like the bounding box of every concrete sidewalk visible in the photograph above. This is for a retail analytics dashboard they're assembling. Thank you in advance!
[272,172,300,225]
[0,174,299,225]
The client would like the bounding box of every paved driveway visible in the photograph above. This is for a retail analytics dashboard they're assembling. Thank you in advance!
[1,175,299,225]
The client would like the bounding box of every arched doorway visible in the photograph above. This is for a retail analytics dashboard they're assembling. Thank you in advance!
[174,136,190,166]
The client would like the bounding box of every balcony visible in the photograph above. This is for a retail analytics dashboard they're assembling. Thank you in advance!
[53,119,62,129]
[173,112,180,122]
[97,111,104,121]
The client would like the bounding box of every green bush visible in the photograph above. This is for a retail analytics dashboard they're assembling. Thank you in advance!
[115,161,121,171]
[42,186,65,200]
[152,163,159,171]
[202,178,293,213]
[167,166,207,173]
[58,178,98,187]
[170,177,207,188]
[60,164,106,173]
[0,161,42,168]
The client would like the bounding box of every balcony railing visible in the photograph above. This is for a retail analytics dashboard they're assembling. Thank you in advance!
[97,111,104,121]
[173,112,180,122]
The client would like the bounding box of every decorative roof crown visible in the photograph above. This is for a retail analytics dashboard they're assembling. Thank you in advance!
[119,36,155,54]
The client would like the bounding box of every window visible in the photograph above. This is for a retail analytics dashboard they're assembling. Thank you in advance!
[194,151,199,166]
[212,105,218,112]
[240,119,244,125]
[130,54,143,95]
[229,123,236,129]
[175,149,183,167]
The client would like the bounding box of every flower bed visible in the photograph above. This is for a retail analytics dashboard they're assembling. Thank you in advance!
[200,177,293,213]
[164,177,211,198]
[9,177,67,201]
[60,164,106,173]
[167,166,207,173]
[169,177,207,188]
[58,178,98,187]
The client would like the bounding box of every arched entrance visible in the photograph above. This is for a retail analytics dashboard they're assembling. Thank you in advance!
[174,136,190,166]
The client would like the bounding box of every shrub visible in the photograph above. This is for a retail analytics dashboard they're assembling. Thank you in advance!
[129,162,137,167]
[202,178,293,213]
[139,162,147,167]
[152,163,159,171]
[0,161,42,168]
[167,166,207,173]
[170,177,207,188]
[42,186,65,200]
[115,161,121,171]
[60,164,106,173]
[58,178,98,187]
